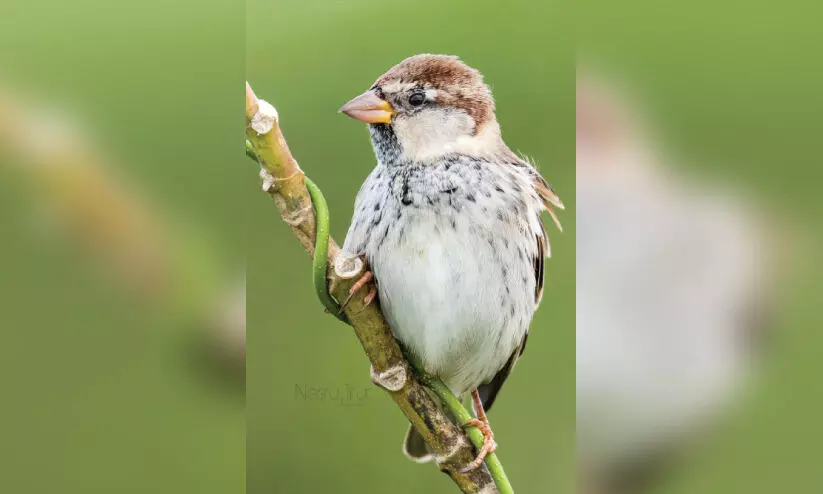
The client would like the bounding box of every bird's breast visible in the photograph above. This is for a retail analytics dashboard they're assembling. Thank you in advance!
[366,182,539,395]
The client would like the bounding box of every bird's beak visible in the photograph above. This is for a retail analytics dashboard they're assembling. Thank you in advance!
[339,90,396,124]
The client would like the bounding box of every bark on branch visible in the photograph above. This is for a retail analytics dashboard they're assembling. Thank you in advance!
[245,82,499,493]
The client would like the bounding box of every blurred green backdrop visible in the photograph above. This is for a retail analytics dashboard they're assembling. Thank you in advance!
[580,1,823,493]
[0,1,245,493]
[246,1,575,493]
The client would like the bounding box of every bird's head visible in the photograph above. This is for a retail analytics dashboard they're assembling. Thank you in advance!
[340,54,504,163]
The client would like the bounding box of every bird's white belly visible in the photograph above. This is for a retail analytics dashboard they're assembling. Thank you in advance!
[370,212,531,396]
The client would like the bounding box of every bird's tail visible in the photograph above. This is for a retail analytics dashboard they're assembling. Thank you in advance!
[402,425,434,463]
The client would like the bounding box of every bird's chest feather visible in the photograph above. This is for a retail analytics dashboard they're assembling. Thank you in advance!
[343,158,542,394]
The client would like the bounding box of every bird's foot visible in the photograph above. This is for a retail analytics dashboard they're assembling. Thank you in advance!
[459,417,497,473]
[338,270,375,313]
[359,286,378,312]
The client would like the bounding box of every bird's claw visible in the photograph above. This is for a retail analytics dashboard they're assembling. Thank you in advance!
[357,287,378,313]
[338,270,375,314]
[459,418,497,472]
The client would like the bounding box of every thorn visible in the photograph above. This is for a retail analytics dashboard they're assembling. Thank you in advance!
[245,82,259,118]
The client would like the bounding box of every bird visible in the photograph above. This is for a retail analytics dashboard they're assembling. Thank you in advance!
[338,54,563,471]
[576,73,771,494]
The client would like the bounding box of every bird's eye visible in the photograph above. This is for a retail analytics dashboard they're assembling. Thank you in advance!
[409,92,426,107]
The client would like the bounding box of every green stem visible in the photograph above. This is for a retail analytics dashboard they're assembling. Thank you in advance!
[414,359,515,494]
[304,177,348,322]
[245,140,346,322]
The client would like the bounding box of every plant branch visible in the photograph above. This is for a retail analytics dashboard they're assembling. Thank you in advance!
[425,375,513,493]
[244,82,507,493]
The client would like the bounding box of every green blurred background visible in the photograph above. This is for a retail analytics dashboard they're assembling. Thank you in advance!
[246,1,575,493]
[1,1,245,493]
[580,1,823,493]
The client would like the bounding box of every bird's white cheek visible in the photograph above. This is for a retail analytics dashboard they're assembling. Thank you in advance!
[394,111,476,162]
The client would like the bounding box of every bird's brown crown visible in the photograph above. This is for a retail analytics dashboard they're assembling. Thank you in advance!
[374,54,495,129]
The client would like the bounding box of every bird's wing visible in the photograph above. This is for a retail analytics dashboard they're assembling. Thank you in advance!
[478,170,562,410]
[535,222,547,304]
[341,168,382,257]
[533,173,563,234]
[478,333,528,412]
[341,211,369,258]
[531,171,562,303]
[480,219,546,410]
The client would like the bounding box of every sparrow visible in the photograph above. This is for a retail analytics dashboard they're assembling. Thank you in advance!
[576,74,770,494]
[338,54,562,471]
